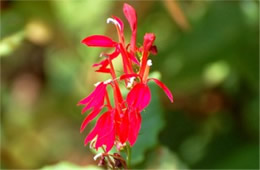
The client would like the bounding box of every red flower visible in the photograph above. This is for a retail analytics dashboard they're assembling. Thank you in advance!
[78,3,173,154]
[124,33,173,113]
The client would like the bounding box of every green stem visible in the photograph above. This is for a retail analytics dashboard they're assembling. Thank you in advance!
[126,143,132,169]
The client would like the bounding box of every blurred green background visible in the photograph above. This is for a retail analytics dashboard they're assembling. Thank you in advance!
[1,0,259,169]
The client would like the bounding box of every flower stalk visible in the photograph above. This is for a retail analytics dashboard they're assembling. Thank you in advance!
[126,142,132,168]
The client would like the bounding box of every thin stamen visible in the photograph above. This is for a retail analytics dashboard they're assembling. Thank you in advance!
[94,153,103,161]
[107,18,121,30]
[98,77,121,86]
[94,82,101,87]
[127,77,135,88]
[104,79,112,84]
[99,52,109,58]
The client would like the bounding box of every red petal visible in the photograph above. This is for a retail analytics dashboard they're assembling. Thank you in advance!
[128,52,140,65]
[143,33,156,51]
[109,47,120,59]
[93,59,109,68]
[112,16,124,32]
[149,45,158,55]
[123,3,137,33]
[123,3,137,52]
[120,73,139,80]
[98,47,120,61]
[78,83,104,106]
[79,83,107,113]
[81,94,105,113]
[95,110,115,151]
[84,124,99,145]
[118,111,129,144]
[84,110,113,145]
[139,84,151,110]
[97,129,115,152]
[128,110,141,146]
[148,78,174,103]
[127,83,151,111]
[80,107,102,133]
[81,35,117,47]
[126,83,142,107]
[95,67,111,73]
[135,84,151,110]
[93,48,120,73]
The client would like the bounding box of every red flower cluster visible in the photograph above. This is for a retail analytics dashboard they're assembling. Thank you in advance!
[78,3,173,152]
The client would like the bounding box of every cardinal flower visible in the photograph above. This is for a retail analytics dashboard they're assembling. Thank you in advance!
[123,33,173,113]
[78,3,173,168]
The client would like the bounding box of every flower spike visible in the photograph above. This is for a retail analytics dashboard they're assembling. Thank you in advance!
[78,3,174,166]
